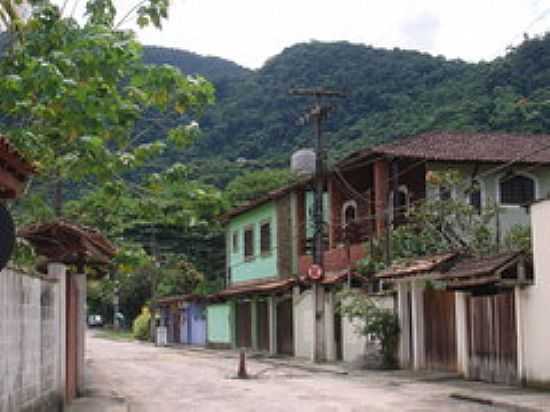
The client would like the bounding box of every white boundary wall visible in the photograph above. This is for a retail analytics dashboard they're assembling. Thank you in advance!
[0,266,66,412]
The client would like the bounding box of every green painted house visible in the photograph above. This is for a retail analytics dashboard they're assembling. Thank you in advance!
[205,190,299,354]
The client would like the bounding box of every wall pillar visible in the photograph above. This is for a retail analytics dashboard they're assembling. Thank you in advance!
[230,301,237,350]
[397,282,411,368]
[411,281,425,370]
[324,288,336,361]
[73,273,87,394]
[373,159,390,237]
[251,299,258,351]
[268,295,277,355]
[515,286,525,384]
[47,263,67,407]
[455,292,469,378]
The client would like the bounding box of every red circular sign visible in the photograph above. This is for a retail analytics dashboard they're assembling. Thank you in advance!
[307,264,324,281]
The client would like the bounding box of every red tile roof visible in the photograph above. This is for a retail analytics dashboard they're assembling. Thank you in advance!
[209,277,296,300]
[376,253,457,279]
[0,137,36,199]
[438,251,522,280]
[220,177,312,222]
[18,220,117,267]
[376,251,528,288]
[154,294,205,306]
[340,132,550,168]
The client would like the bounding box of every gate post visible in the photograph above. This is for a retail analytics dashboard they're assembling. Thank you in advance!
[515,286,525,384]
[48,263,67,408]
[455,292,469,378]
[411,281,425,370]
[251,298,258,351]
[73,273,87,395]
[268,295,277,355]
[397,282,411,368]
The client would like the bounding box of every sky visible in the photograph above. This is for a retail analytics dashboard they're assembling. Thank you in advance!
[83,0,550,69]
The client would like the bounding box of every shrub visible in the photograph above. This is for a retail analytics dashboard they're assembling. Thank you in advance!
[132,306,151,341]
[338,289,400,368]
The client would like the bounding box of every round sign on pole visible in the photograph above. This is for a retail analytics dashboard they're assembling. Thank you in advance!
[307,264,324,281]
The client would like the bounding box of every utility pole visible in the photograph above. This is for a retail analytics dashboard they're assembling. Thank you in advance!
[290,87,345,362]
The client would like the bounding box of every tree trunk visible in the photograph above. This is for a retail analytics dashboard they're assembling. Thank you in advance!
[54,175,63,217]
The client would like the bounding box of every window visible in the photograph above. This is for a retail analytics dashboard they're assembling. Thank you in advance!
[500,174,535,206]
[244,226,254,260]
[439,185,452,201]
[468,181,482,213]
[341,200,357,227]
[232,231,239,254]
[260,220,272,254]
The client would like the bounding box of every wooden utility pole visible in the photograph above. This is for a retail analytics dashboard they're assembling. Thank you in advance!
[290,87,345,363]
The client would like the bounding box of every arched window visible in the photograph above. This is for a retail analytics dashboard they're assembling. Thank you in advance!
[341,200,358,227]
[499,174,536,206]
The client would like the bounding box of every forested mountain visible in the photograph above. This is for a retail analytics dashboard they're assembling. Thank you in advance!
[144,35,550,185]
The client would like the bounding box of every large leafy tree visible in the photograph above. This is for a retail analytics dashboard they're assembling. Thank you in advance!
[0,0,214,216]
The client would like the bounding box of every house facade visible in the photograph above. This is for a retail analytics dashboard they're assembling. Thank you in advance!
[207,131,550,373]
[154,295,207,346]
[207,191,297,354]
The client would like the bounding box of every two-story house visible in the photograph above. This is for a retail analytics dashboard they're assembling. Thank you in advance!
[206,187,299,354]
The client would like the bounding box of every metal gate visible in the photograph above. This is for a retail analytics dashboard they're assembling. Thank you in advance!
[235,301,252,348]
[467,291,517,384]
[257,300,270,352]
[276,298,294,355]
[423,288,457,371]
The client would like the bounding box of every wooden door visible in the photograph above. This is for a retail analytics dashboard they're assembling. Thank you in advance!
[467,291,517,384]
[235,301,252,348]
[276,298,294,356]
[257,301,270,352]
[423,288,457,371]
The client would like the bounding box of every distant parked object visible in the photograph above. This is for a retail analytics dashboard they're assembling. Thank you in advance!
[88,314,104,327]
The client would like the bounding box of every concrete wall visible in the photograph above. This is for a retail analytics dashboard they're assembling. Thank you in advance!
[342,294,395,366]
[228,202,278,284]
[206,303,232,346]
[0,267,65,412]
[293,287,314,360]
[518,200,550,385]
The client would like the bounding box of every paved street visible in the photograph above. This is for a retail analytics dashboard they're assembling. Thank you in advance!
[84,331,549,412]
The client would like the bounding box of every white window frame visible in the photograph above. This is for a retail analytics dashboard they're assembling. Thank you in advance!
[390,185,410,218]
[341,200,358,227]
[496,172,539,208]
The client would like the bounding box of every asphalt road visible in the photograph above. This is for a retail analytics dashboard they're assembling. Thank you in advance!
[85,331,542,412]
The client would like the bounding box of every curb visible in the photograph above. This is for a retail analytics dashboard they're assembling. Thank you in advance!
[450,392,543,412]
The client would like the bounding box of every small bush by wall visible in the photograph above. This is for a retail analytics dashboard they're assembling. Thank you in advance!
[132,306,151,341]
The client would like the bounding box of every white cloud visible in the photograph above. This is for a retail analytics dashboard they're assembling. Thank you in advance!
[65,0,550,68]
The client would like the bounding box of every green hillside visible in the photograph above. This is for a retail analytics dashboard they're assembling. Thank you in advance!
[141,34,550,185]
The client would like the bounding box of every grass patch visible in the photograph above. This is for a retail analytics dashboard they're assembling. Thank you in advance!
[94,328,134,342]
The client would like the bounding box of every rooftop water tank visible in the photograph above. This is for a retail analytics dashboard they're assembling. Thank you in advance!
[291,149,316,176]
